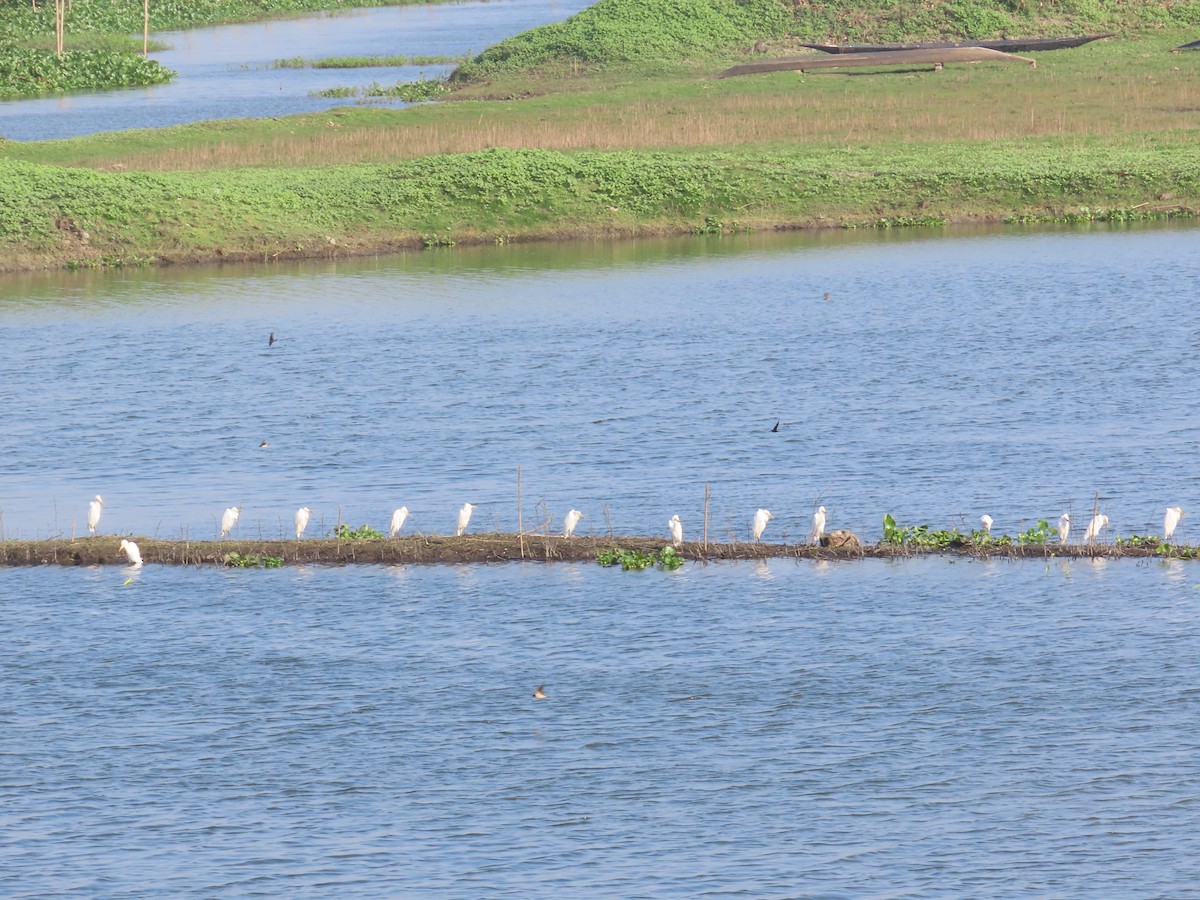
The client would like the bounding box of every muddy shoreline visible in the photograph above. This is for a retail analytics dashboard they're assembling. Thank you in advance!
[0,533,1178,567]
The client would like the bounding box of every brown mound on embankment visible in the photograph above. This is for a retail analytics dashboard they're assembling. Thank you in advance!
[0,533,1173,567]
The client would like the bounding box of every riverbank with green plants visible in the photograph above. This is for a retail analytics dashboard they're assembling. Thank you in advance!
[0,0,441,98]
[1,0,1198,271]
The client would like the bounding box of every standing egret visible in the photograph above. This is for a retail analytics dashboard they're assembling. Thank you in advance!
[1083,513,1108,545]
[752,508,774,541]
[390,506,410,538]
[87,495,104,535]
[563,509,584,538]
[295,507,311,540]
[809,506,826,545]
[1058,513,1071,544]
[1164,506,1184,541]
[220,506,240,539]
[668,514,683,547]
[980,514,993,534]
[456,503,477,536]
[119,539,143,567]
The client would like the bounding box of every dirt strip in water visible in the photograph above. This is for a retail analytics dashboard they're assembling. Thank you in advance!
[0,534,1176,566]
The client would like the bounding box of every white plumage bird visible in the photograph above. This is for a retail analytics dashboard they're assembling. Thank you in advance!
[668,514,683,547]
[1083,513,1109,545]
[809,506,826,545]
[87,495,104,535]
[390,506,410,538]
[220,506,240,539]
[752,508,773,541]
[119,538,142,567]
[295,507,311,540]
[1164,506,1184,541]
[563,509,584,538]
[456,503,477,536]
[1058,513,1071,544]
[980,514,993,534]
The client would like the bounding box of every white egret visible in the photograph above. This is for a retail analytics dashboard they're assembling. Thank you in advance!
[295,507,311,540]
[809,506,826,545]
[1083,513,1109,545]
[980,514,993,534]
[119,539,143,568]
[87,495,104,535]
[563,509,585,538]
[668,514,683,547]
[1058,513,1071,544]
[752,508,774,541]
[220,506,240,539]
[1164,506,1184,541]
[390,506,410,538]
[456,503,477,536]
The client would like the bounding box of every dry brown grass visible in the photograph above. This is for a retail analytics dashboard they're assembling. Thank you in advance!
[27,42,1198,173]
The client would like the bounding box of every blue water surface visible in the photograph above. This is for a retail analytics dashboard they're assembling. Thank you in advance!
[2,556,1198,896]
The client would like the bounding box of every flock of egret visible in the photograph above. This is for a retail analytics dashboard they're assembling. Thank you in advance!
[86,494,1187,570]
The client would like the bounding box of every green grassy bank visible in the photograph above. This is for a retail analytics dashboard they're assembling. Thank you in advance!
[2,139,1196,271]
[2,0,1199,271]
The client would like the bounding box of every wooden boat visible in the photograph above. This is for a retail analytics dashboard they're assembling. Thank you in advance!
[717,47,1036,79]
[799,34,1113,54]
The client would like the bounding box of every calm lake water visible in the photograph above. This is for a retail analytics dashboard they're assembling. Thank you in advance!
[3,557,1199,896]
[3,225,1200,894]
[0,225,1196,544]
[0,0,593,141]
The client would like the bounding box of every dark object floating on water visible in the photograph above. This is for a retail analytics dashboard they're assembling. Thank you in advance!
[1174,38,1200,51]
[799,34,1113,54]
[718,47,1036,78]
[268,332,276,347]
[771,420,781,433]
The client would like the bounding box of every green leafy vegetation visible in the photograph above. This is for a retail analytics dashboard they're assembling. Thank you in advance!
[274,54,461,69]
[312,76,449,102]
[597,545,684,570]
[882,514,969,549]
[332,523,386,540]
[1018,519,1053,545]
[224,551,284,568]
[0,0,439,98]
[0,47,173,98]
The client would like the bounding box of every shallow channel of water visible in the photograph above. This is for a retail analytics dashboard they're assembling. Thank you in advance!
[0,0,594,141]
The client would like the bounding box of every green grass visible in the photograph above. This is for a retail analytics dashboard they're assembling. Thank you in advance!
[1,141,1196,271]
[1,0,1198,270]
[272,54,462,69]
[451,0,1200,81]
